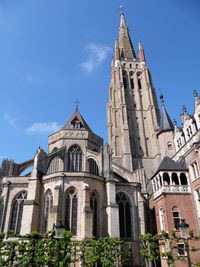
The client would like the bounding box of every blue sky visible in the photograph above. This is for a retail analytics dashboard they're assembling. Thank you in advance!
[0,0,200,163]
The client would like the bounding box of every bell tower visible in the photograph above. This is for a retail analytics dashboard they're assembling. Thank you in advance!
[107,13,161,178]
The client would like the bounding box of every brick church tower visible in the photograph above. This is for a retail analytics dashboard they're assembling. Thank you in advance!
[107,12,161,179]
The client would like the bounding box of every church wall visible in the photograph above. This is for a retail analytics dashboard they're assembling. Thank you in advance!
[42,173,107,239]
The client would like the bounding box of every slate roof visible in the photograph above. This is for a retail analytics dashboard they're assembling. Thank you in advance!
[62,109,92,132]
[151,156,187,179]
[158,105,174,135]
[158,156,187,171]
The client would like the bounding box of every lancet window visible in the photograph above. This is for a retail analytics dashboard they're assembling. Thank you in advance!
[88,158,99,176]
[116,192,132,239]
[9,191,27,234]
[90,192,98,237]
[130,72,134,89]
[44,190,53,232]
[65,187,78,235]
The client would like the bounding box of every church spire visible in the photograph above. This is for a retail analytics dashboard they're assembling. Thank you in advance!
[118,13,136,60]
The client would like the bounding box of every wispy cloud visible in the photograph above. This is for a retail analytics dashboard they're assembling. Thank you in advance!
[4,113,18,127]
[25,122,62,134]
[81,43,111,73]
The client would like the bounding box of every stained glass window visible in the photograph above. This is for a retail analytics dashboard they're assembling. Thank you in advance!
[67,145,82,172]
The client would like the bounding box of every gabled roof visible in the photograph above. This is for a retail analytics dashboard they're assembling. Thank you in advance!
[158,105,174,135]
[62,109,92,132]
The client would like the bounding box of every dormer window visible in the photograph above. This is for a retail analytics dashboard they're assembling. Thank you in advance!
[71,116,83,129]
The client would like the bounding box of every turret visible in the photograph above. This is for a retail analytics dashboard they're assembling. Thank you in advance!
[157,95,175,158]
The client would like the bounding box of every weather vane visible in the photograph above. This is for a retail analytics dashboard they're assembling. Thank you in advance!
[75,100,80,111]
[119,5,124,14]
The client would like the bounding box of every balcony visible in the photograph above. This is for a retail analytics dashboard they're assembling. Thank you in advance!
[154,184,190,199]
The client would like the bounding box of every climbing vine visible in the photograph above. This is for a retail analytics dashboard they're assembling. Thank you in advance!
[140,231,200,267]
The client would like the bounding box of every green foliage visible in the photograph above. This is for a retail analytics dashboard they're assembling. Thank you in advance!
[0,234,133,266]
[1,231,200,266]
[6,230,16,237]
[79,237,131,267]
[24,230,42,239]
[161,230,169,238]
[0,232,5,239]
[189,230,194,238]
[170,230,176,239]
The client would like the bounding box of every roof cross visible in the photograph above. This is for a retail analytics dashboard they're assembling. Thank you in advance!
[75,100,80,111]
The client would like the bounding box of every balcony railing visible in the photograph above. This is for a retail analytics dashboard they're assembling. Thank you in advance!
[154,184,190,199]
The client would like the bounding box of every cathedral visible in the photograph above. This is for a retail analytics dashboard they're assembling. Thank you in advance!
[0,12,200,267]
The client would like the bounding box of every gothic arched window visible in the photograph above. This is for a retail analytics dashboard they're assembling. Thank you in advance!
[123,71,128,88]
[88,158,99,176]
[47,156,63,174]
[67,145,82,172]
[44,190,53,232]
[90,192,98,237]
[65,187,77,235]
[116,192,132,239]
[10,191,27,234]
[137,72,142,89]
